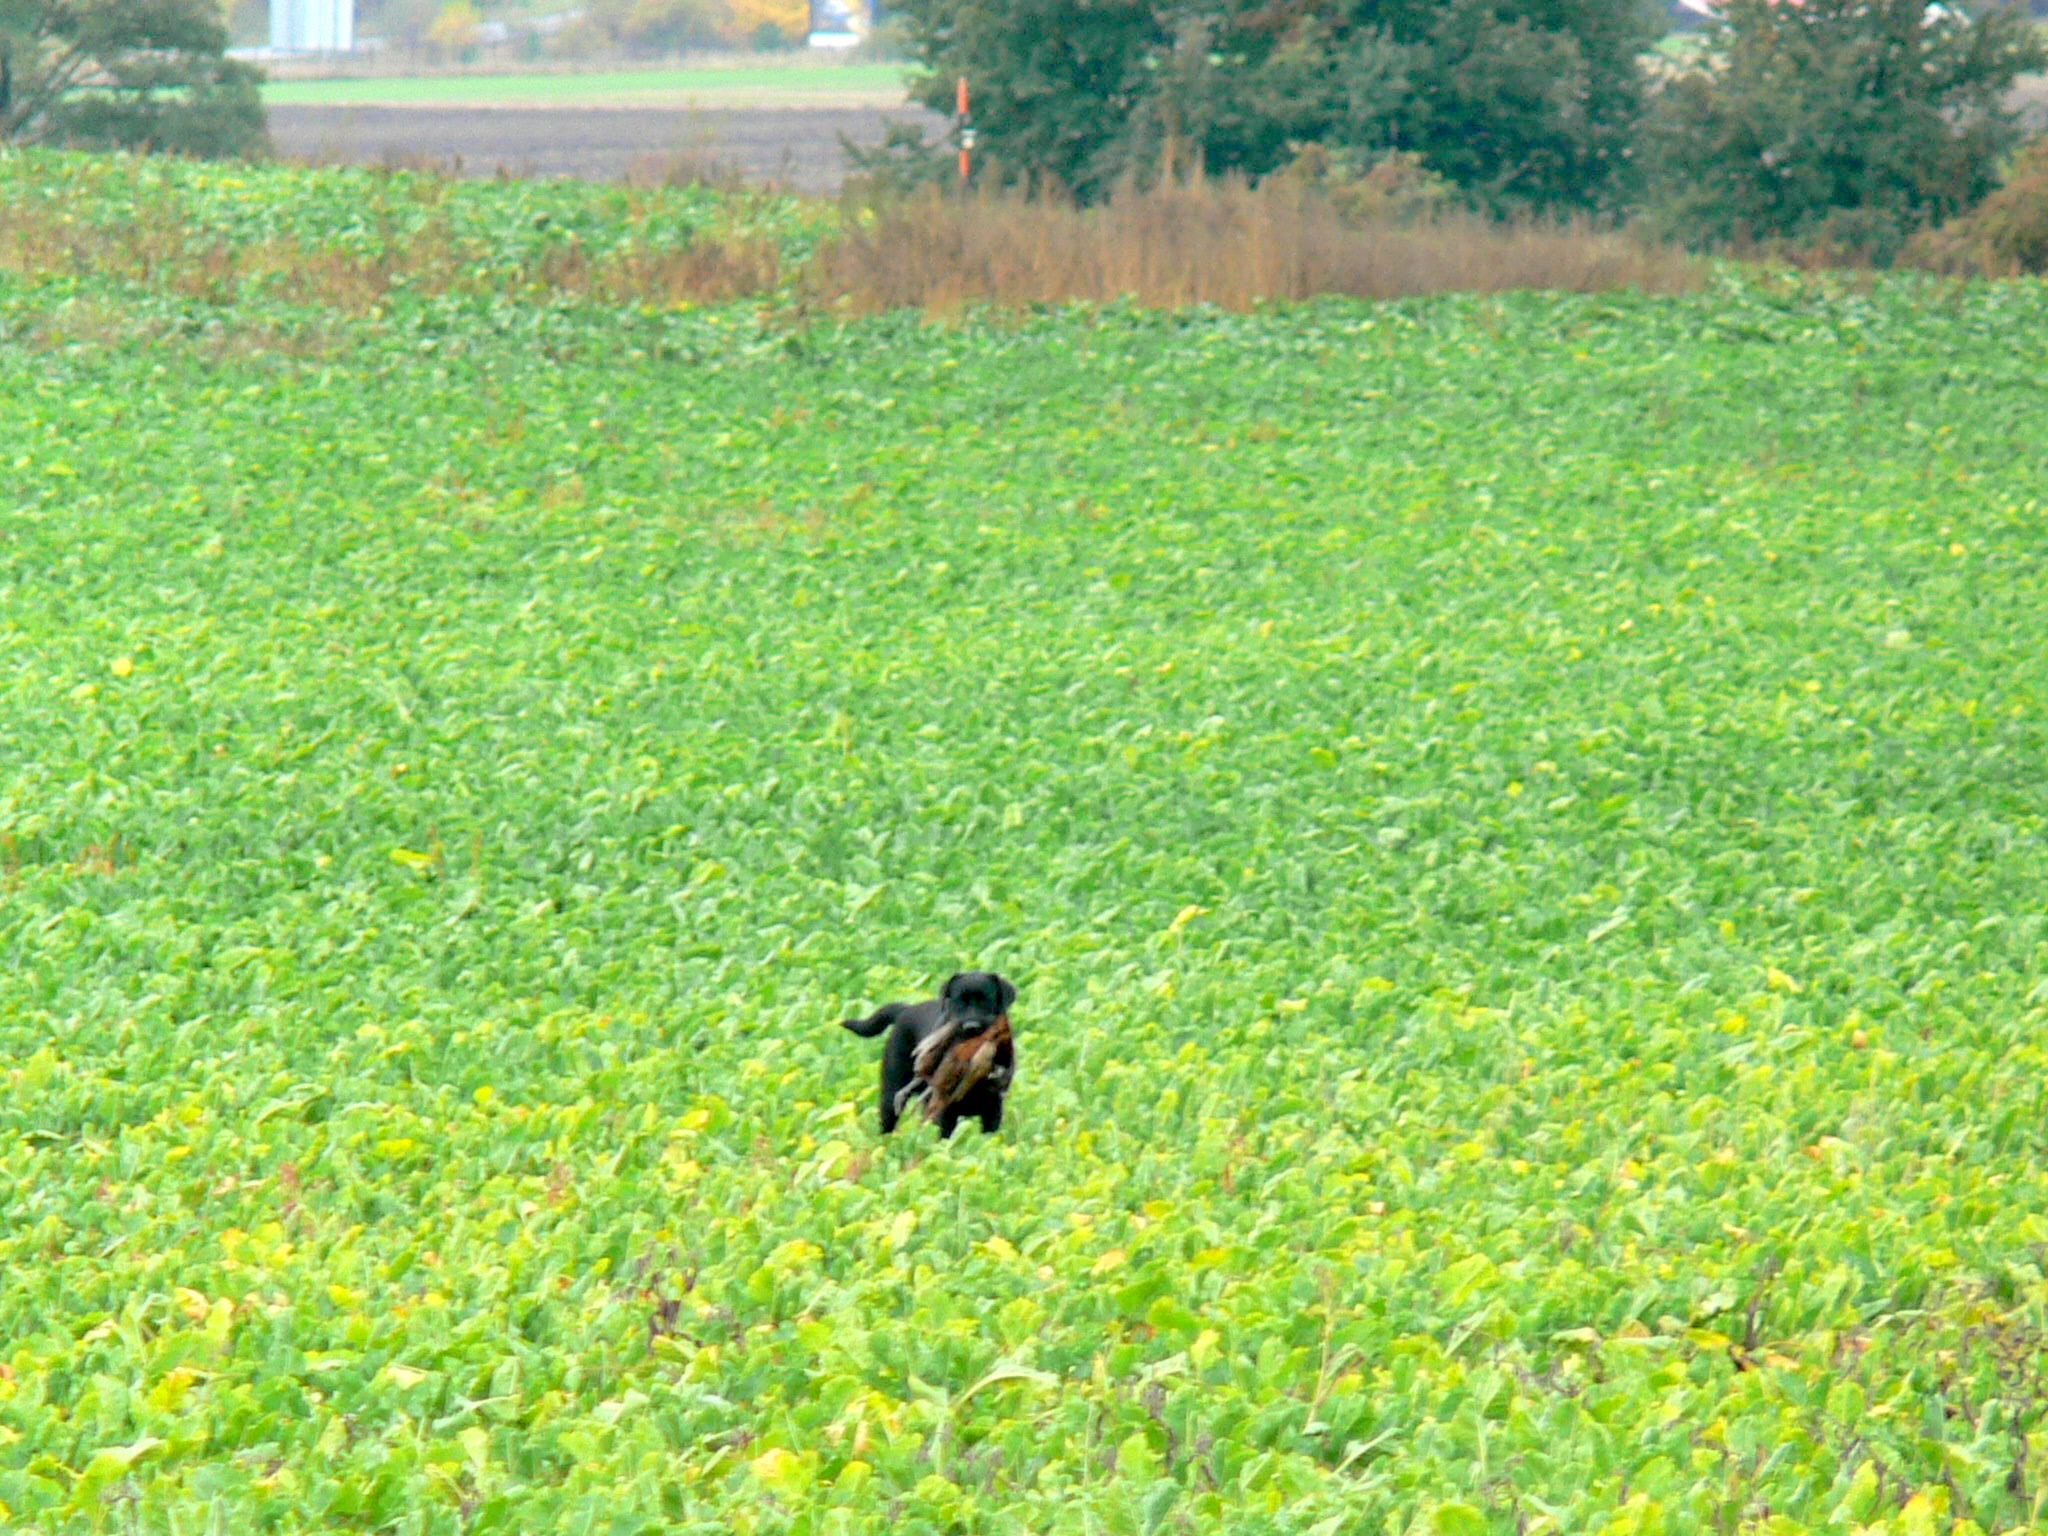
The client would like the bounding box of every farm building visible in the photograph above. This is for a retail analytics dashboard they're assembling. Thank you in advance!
[271,0,355,52]
[809,0,881,47]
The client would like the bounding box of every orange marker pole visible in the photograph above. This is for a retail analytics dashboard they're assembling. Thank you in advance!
[956,76,974,186]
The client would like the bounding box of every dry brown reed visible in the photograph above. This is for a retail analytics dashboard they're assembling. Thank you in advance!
[811,177,1704,311]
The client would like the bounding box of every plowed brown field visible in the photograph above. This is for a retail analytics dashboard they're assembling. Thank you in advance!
[267,103,946,191]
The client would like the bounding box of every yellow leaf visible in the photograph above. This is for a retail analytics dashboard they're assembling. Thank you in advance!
[382,1363,429,1388]
[389,847,437,872]
[175,1287,210,1322]
[1899,1489,1942,1536]
[109,656,134,678]
[1167,904,1209,935]
[1765,967,1802,993]
[748,1446,808,1491]
[459,1425,489,1473]
[147,1366,201,1411]
[1091,1248,1128,1276]
[769,1238,822,1271]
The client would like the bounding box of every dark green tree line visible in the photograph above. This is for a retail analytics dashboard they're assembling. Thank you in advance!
[887,0,1660,210]
[883,0,2044,249]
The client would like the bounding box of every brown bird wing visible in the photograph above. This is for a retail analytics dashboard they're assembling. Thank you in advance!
[911,1017,962,1082]
[921,1016,1013,1122]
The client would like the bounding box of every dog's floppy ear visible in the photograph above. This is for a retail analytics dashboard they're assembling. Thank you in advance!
[942,972,966,998]
[996,974,1017,1012]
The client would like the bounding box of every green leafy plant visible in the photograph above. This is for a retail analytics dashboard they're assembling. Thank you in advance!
[1,150,2047,1535]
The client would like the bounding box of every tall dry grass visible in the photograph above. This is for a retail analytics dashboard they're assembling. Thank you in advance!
[813,177,1704,310]
[0,163,1702,329]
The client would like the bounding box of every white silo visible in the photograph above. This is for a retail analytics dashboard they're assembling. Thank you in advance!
[271,0,356,52]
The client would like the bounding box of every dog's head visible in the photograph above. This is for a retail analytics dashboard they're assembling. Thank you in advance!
[942,970,1016,1034]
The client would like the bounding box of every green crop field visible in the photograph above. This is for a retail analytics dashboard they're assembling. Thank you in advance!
[2,151,2047,1534]
[258,63,910,108]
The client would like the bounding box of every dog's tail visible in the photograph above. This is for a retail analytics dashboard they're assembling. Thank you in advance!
[839,1008,894,1039]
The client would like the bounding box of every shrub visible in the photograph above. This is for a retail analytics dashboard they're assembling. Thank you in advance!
[1905,135,2048,274]
[566,0,725,54]
[1274,146,1456,225]
[841,119,960,200]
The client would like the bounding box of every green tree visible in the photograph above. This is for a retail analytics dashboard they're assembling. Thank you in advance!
[425,0,484,57]
[0,0,266,157]
[1645,0,2045,257]
[569,0,725,53]
[886,0,1658,210]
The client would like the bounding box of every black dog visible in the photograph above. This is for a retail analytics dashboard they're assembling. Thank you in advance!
[840,971,1017,1137]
